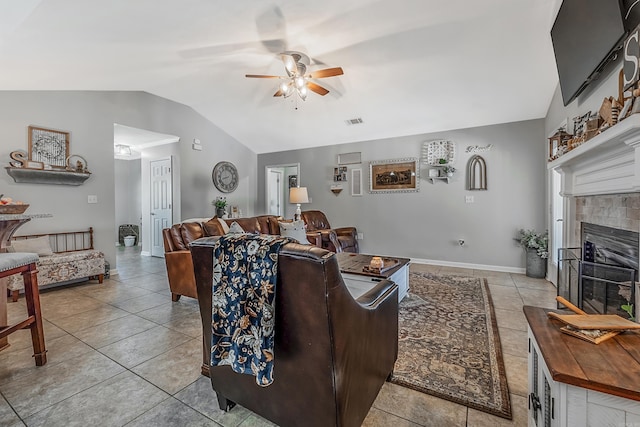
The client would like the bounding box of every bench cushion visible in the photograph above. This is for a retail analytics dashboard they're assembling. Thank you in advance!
[7,250,105,291]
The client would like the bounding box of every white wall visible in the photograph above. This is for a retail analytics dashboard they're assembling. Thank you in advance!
[258,119,546,271]
[0,91,256,268]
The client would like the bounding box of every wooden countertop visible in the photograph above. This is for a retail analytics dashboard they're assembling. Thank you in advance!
[524,305,640,402]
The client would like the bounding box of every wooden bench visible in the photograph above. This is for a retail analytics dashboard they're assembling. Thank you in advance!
[7,228,105,301]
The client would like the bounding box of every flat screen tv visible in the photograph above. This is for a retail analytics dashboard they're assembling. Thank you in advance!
[551,0,626,106]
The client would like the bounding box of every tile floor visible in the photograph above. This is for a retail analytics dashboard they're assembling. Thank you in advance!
[0,247,557,426]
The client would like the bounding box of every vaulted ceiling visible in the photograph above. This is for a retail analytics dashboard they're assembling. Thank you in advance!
[0,0,562,153]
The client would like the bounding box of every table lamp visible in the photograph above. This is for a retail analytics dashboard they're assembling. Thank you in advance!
[289,187,309,221]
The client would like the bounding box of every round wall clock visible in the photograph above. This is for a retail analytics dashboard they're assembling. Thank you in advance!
[212,161,239,193]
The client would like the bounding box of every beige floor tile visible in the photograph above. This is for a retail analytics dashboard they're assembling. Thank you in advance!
[136,299,200,324]
[174,376,252,426]
[410,263,441,274]
[498,327,528,359]
[0,350,125,418]
[24,371,169,427]
[503,353,529,398]
[163,312,204,338]
[0,319,66,352]
[124,274,170,293]
[72,314,157,348]
[0,393,22,426]
[438,266,476,276]
[132,338,202,394]
[488,285,523,308]
[363,407,423,426]
[124,396,214,427]
[39,295,104,322]
[467,393,528,427]
[494,308,528,332]
[518,288,558,309]
[373,382,467,426]
[50,304,131,333]
[111,292,170,314]
[0,334,94,386]
[98,325,192,368]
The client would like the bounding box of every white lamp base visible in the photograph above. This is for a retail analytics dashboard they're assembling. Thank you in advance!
[295,204,301,221]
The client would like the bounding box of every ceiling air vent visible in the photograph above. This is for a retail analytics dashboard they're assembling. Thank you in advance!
[345,117,364,126]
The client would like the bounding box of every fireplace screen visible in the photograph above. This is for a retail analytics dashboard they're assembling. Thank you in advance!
[557,223,638,319]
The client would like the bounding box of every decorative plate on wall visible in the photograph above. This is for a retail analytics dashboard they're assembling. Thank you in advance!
[212,161,239,193]
[422,140,456,165]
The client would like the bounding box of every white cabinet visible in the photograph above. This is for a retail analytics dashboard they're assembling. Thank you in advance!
[528,326,640,427]
[342,264,409,302]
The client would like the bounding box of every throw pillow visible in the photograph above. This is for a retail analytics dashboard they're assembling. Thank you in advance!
[217,217,231,234]
[10,235,54,256]
[278,220,309,244]
[228,221,245,234]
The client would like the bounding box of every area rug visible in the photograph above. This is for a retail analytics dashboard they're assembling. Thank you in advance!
[390,272,512,419]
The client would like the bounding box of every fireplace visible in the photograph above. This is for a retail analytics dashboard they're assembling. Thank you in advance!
[558,223,637,319]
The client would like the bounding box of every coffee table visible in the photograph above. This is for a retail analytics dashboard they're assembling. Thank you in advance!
[336,253,410,301]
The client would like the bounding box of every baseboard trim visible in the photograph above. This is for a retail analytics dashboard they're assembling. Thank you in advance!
[410,258,525,274]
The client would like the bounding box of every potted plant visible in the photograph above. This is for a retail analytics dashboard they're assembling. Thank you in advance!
[213,196,227,218]
[516,229,549,278]
[442,165,456,177]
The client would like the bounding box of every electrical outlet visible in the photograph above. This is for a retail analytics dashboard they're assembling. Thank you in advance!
[88,195,98,204]
[357,232,364,240]
[465,196,474,203]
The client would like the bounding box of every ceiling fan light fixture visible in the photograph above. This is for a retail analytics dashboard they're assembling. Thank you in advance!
[294,76,305,89]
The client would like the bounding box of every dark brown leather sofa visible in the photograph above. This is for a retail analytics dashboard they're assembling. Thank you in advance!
[301,210,359,253]
[162,215,320,301]
[190,237,398,427]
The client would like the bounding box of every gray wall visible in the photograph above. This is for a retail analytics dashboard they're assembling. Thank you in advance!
[0,91,256,268]
[258,119,546,271]
[114,158,141,244]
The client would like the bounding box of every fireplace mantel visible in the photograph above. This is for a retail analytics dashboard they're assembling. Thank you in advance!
[548,114,640,196]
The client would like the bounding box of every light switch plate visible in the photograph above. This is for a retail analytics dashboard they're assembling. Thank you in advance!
[88,195,98,204]
[465,196,474,203]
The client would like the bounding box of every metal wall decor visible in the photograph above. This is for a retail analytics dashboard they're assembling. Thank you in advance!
[422,140,456,165]
[28,126,70,169]
[467,155,487,190]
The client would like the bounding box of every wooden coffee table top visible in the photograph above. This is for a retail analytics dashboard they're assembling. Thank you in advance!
[336,253,410,279]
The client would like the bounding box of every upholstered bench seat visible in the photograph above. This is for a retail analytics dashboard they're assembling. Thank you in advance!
[7,249,105,298]
[0,253,39,273]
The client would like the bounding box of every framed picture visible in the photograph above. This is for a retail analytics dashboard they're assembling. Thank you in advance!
[28,126,70,169]
[288,174,298,188]
[369,158,419,193]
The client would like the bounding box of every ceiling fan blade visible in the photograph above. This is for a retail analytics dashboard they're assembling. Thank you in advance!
[308,67,344,79]
[246,74,281,78]
[273,89,284,97]
[281,54,298,77]
[307,82,329,96]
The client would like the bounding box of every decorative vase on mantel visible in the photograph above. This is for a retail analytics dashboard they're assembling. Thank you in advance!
[525,248,547,278]
[216,207,225,218]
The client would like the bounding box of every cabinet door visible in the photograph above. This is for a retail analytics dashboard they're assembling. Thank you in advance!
[529,333,559,427]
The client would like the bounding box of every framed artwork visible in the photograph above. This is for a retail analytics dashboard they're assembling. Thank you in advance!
[333,166,347,182]
[369,158,419,193]
[288,174,298,188]
[28,126,70,169]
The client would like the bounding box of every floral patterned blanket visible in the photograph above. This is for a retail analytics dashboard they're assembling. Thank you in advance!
[210,234,293,386]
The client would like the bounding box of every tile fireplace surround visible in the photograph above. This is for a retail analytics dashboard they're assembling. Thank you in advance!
[549,115,640,319]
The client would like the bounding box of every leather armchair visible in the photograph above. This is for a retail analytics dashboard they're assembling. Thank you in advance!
[191,237,398,427]
[301,210,359,253]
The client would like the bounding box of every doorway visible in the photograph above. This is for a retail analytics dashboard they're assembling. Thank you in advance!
[150,158,172,257]
[265,163,299,219]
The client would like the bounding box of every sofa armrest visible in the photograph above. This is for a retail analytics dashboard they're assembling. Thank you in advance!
[334,227,357,238]
[164,250,197,299]
[355,279,398,308]
[305,232,322,247]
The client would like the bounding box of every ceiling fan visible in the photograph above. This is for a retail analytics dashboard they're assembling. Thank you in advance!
[246,51,343,100]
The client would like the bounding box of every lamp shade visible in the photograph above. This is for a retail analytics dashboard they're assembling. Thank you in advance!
[289,187,309,204]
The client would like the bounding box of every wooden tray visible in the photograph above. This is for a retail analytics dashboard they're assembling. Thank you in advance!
[559,326,621,344]
[548,312,640,330]
[0,204,29,214]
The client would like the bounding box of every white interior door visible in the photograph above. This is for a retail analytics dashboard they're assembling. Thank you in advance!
[267,169,283,216]
[150,158,172,257]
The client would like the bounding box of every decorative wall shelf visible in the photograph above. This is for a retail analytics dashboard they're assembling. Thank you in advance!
[428,177,451,184]
[5,167,91,186]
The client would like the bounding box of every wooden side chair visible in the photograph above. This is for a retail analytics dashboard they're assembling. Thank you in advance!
[0,253,47,365]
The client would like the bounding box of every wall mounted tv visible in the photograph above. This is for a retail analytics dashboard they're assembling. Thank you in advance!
[551,0,627,106]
